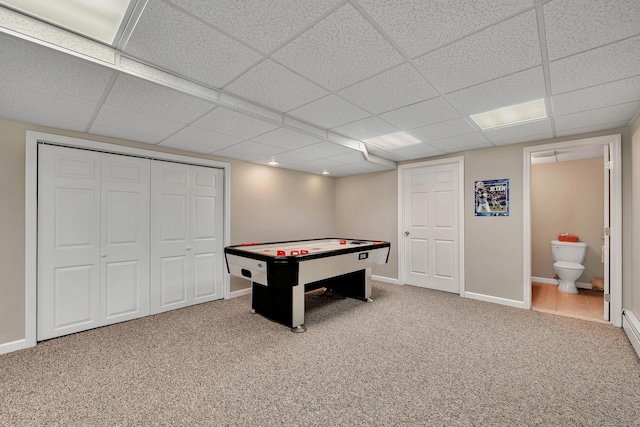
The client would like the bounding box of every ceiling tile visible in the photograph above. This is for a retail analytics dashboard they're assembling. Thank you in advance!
[381,142,445,160]
[328,151,366,164]
[446,67,546,116]
[555,120,630,137]
[407,118,477,143]
[358,0,532,57]
[379,97,460,130]
[552,75,640,116]
[320,164,368,177]
[252,127,321,151]
[429,132,492,153]
[273,3,404,91]
[337,63,439,114]
[288,95,370,129]
[365,146,408,162]
[0,33,114,102]
[549,35,640,94]
[211,140,286,161]
[192,107,279,139]
[482,119,553,144]
[91,104,186,140]
[293,141,359,158]
[544,0,640,61]
[331,116,398,140]
[0,78,97,126]
[105,74,214,124]
[167,0,339,54]
[123,0,262,88]
[414,10,541,93]
[225,59,328,112]
[0,101,90,133]
[554,102,640,133]
[256,150,318,166]
[89,124,164,144]
[159,126,244,153]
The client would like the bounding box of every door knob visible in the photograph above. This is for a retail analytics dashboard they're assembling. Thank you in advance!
[405,231,410,236]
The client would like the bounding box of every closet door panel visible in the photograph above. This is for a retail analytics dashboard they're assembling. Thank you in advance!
[38,145,101,340]
[101,153,150,324]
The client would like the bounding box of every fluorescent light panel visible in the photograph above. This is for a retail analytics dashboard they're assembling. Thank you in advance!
[363,131,420,150]
[0,0,134,44]
[471,99,547,130]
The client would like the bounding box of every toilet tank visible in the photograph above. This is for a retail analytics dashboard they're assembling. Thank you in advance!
[551,240,588,264]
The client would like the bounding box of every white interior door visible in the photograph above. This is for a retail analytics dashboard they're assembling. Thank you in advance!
[603,144,611,321]
[190,165,224,303]
[403,162,460,293]
[38,145,151,340]
[38,145,101,340]
[101,153,150,325]
[150,162,224,314]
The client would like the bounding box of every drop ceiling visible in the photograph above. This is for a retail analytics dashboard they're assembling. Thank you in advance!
[0,0,638,176]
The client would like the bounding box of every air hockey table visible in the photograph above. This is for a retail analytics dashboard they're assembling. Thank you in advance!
[224,238,391,332]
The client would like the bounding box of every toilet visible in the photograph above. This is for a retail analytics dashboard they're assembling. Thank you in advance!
[551,240,588,294]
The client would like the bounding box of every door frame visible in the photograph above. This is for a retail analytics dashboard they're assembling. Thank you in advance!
[397,156,465,294]
[25,130,231,349]
[523,134,622,327]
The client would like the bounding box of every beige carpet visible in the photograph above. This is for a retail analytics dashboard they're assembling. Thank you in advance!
[1,281,639,426]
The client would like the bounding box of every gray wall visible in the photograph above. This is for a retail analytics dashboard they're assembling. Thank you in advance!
[531,157,605,284]
[631,116,640,317]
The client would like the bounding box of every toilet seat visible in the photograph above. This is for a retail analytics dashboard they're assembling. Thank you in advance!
[554,261,584,270]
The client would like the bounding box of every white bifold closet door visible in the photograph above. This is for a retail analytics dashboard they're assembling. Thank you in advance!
[150,161,224,314]
[38,144,150,340]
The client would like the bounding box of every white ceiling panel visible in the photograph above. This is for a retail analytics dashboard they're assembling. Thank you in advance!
[256,150,318,166]
[225,59,328,112]
[273,3,404,91]
[379,97,460,130]
[159,125,244,153]
[552,75,640,117]
[105,74,214,123]
[364,146,408,162]
[549,35,640,95]
[167,0,340,54]
[446,67,546,116]
[382,142,446,160]
[0,79,97,126]
[429,132,492,153]
[91,104,186,140]
[483,119,553,145]
[0,102,89,132]
[415,10,541,93]
[123,0,262,88]
[555,102,640,133]
[543,0,640,61]
[407,118,477,144]
[288,95,370,129]
[293,141,359,158]
[0,33,114,101]
[328,151,366,164]
[319,164,368,177]
[358,0,532,58]
[89,124,165,144]
[252,127,321,151]
[555,120,631,138]
[337,63,439,114]
[212,140,287,161]
[192,107,279,140]
[331,116,398,140]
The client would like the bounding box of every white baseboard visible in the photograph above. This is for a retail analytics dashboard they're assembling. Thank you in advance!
[229,287,252,298]
[464,292,524,309]
[622,309,640,359]
[372,275,399,285]
[531,276,592,289]
[0,338,27,356]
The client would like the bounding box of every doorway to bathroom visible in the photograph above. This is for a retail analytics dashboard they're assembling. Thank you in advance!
[523,134,622,327]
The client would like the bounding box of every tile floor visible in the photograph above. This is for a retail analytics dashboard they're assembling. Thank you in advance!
[531,282,606,322]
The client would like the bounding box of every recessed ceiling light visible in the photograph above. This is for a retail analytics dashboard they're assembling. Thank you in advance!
[470,99,547,130]
[363,131,420,150]
[321,170,331,175]
[267,160,279,166]
[0,0,134,45]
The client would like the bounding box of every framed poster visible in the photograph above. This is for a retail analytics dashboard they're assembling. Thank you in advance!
[475,179,509,216]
